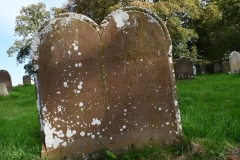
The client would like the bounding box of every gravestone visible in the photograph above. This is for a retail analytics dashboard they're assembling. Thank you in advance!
[199,65,207,74]
[31,7,182,159]
[174,57,193,80]
[206,63,215,73]
[0,83,8,96]
[0,70,12,91]
[222,61,230,72]
[193,65,197,75]
[214,63,222,73]
[23,75,31,84]
[229,51,240,72]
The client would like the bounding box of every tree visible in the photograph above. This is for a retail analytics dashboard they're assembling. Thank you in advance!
[63,0,124,24]
[192,0,240,62]
[39,0,239,64]
[7,3,50,75]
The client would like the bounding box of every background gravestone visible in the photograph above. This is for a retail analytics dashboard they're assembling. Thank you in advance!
[222,61,230,72]
[214,63,222,73]
[199,65,207,74]
[0,83,8,96]
[174,57,193,80]
[0,70,12,91]
[206,63,215,73]
[229,51,240,72]
[193,65,197,75]
[32,7,182,159]
[23,75,31,84]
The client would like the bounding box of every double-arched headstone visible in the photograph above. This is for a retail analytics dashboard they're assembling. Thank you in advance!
[32,7,182,159]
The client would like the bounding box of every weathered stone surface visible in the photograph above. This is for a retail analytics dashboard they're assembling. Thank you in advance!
[0,70,12,91]
[222,61,230,72]
[199,65,207,74]
[31,7,182,159]
[0,83,8,96]
[174,57,193,80]
[229,51,240,72]
[23,75,31,84]
[214,63,222,73]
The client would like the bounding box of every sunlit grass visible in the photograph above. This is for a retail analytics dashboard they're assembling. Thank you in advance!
[0,84,41,160]
[0,74,240,159]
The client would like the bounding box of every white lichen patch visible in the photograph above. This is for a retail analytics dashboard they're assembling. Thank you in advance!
[91,118,101,125]
[111,9,129,29]
[42,105,47,112]
[79,102,83,107]
[175,109,182,131]
[57,105,62,112]
[80,131,85,137]
[63,82,68,88]
[75,63,82,67]
[78,85,82,89]
[66,129,76,138]
[74,46,78,51]
[174,100,178,106]
[44,120,64,149]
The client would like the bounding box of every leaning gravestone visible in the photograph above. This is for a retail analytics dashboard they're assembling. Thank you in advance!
[31,7,182,159]
[214,63,222,73]
[23,75,31,84]
[174,57,193,80]
[0,83,8,96]
[229,51,240,72]
[222,61,230,72]
[0,70,12,91]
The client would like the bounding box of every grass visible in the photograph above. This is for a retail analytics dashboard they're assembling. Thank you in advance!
[0,74,240,159]
[0,84,41,160]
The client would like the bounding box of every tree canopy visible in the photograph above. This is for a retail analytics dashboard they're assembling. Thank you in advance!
[7,3,50,75]
[8,0,240,74]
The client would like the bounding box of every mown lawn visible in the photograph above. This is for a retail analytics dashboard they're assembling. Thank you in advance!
[0,74,240,159]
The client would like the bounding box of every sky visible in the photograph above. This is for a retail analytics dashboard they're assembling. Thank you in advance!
[0,0,66,86]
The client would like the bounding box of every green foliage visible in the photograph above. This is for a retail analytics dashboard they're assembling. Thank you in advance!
[7,3,50,75]
[195,0,240,62]
[106,150,117,159]
[64,0,122,24]
[0,84,41,160]
[9,0,240,74]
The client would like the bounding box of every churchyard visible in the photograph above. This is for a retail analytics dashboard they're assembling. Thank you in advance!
[1,5,240,160]
[0,73,240,159]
